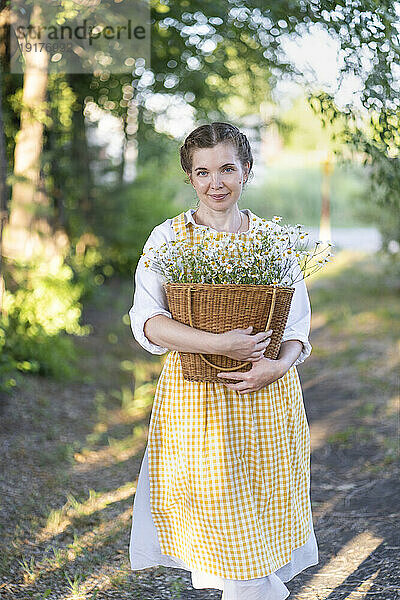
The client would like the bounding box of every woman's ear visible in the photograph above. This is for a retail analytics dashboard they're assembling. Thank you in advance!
[184,171,194,186]
[244,161,250,181]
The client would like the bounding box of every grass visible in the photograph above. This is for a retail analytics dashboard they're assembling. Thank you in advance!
[244,162,369,228]
[18,556,38,584]
[327,426,374,448]
[307,250,399,472]
[169,576,185,599]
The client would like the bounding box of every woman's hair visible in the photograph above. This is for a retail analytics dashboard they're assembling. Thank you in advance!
[180,122,254,186]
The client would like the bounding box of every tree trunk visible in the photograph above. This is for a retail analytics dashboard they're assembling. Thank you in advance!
[118,111,128,187]
[319,153,333,245]
[0,71,10,314]
[2,3,66,263]
[69,74,94,224]
[0,1,10,313]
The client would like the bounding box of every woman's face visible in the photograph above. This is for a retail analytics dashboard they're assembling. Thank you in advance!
[188,142,249,212]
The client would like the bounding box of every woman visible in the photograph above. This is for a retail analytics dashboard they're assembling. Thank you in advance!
[128,122,318,600]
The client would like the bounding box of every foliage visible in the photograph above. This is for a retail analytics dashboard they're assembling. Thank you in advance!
[351,189,400,280]
[142,1,400,135]
[280,94,341,152]
[309,91,400,255]
[89,139,184,276]
[0,255,90,390]
[310,92,400,207]
[67,237,111,305]
[0,345,19,394]
[136,116,186,170]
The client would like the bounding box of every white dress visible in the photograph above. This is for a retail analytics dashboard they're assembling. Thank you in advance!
[128,208,319,599]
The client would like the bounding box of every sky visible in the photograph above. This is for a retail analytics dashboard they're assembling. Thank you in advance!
[275,25,364,112]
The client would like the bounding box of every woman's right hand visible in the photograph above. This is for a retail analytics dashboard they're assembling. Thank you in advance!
[215,326,273,362]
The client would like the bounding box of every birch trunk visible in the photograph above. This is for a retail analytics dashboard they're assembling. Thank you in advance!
[3,3,67,263]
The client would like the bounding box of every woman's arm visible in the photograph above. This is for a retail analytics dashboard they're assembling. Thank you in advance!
[144,314,219,354]
[277,339,303,370]
[280,259,313,366]
[217,339,303,394]
[144,315,272,363]
[129,222,174,355]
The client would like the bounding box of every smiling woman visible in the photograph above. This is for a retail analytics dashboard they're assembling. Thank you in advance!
[182,124,252,233]
[128,122,318,600]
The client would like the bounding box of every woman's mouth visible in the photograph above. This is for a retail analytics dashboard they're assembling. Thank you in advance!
[210,193,228,200]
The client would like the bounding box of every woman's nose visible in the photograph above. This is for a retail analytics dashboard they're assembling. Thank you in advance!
[210,173,223,189]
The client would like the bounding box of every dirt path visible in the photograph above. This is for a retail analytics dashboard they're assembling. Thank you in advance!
[0,251,399,599]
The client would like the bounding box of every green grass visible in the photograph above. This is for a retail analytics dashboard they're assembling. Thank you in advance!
[243,162,369,228]
[327,426,374,448]
[310,252,399,339]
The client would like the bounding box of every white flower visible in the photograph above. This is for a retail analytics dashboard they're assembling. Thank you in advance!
[146,215,334,284]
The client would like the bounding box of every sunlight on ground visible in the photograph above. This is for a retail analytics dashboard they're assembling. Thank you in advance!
[73,426,148,472]
[309,401,361,451]
[58,506,134,598]
[306,249,370,286]
[73,359,159,470]
[38,483,136,542]
[34,503,133,588]
[349,311,385,334]
[385,393,400,419]
[297,531,383,599]
[311,495,340,522]
[310,312,328,332]
[345,569,380,599]
[54,507,133,599]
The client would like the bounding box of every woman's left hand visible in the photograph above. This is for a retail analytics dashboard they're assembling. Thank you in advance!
[217,357,290,394]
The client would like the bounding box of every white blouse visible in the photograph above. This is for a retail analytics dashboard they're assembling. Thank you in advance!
[129,208,313,367]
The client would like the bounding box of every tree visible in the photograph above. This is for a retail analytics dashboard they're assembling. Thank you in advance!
[2,4,68,262]
[0,69,9,313]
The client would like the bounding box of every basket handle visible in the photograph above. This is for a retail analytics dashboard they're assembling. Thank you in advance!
[186,286,277,372]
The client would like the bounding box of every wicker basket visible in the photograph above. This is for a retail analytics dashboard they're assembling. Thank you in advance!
[164,283,294,382]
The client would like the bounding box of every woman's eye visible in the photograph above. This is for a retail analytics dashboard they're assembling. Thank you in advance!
[197,167,234,176]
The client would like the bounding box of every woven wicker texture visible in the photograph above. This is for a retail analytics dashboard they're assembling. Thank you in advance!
[164,282,294,382]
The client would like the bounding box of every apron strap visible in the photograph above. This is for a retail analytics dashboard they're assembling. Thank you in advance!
[171,211,192,241]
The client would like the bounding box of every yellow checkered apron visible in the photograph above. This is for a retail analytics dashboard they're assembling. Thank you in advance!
[147,210,312,579]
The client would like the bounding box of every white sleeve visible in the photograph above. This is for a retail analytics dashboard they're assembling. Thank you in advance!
[280,258,313,366]
[128,222,174,355]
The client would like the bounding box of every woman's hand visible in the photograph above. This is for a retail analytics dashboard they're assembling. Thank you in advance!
[216,356,289,394]
[215,326,273,362]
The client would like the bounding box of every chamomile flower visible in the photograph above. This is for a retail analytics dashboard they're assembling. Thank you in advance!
[146,215,334,285]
